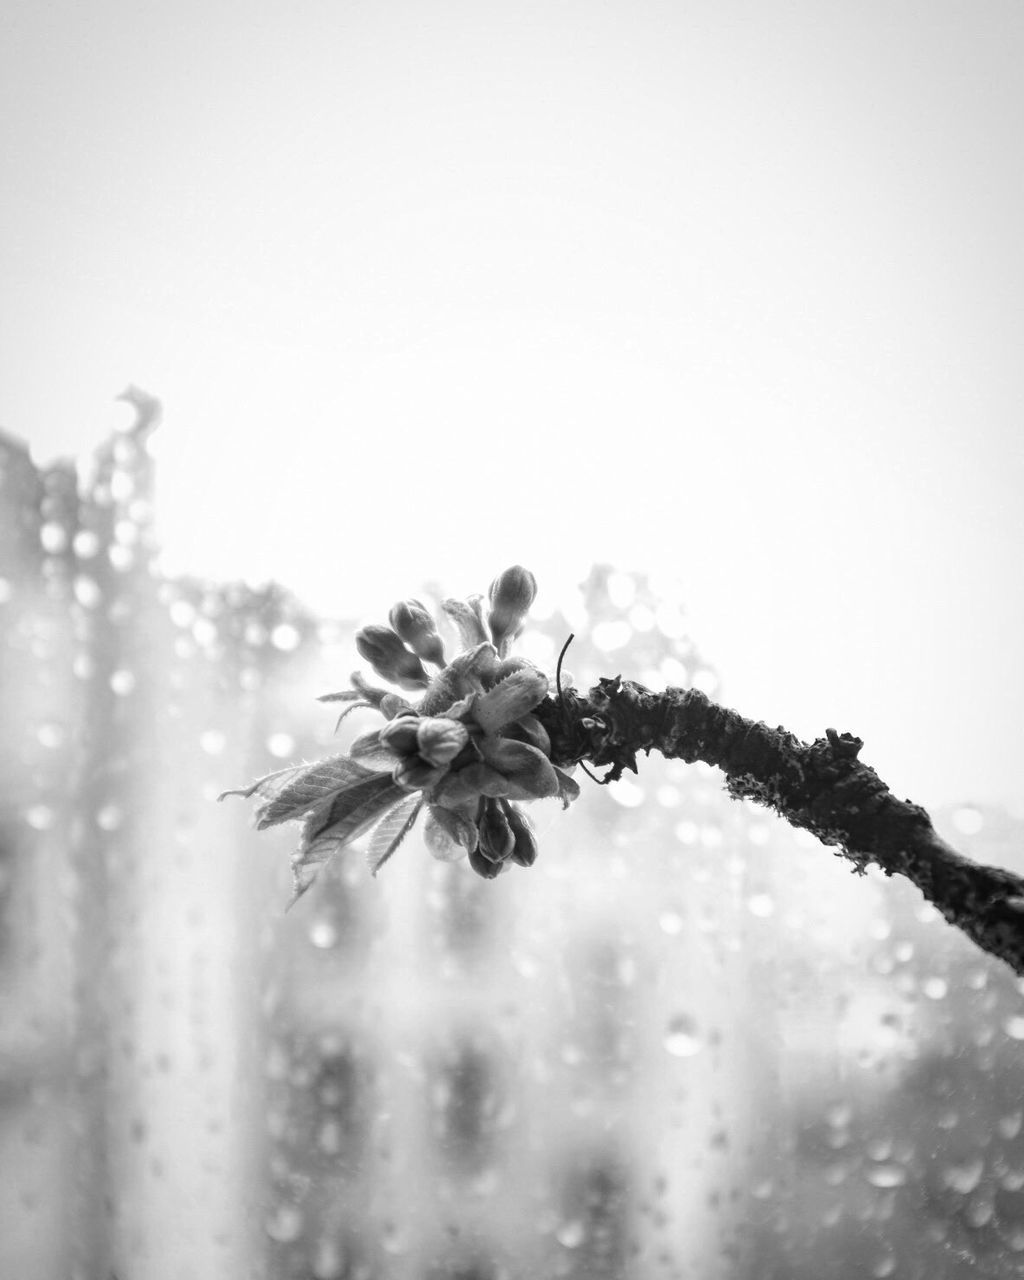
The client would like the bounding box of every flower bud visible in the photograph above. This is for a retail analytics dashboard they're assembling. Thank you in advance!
[416,717,469,767]
[478,798,515,863]
[389,599,446,666]
[472,668,548,735]
[442,597,489,651]
[379,715,421,758]
[355,625,430,690]
[468,843,504,879]
[487,566,537,653]
[503,801,538,867]
[423,810,470,862]
[480,738,559,800]
[394,757,448,792]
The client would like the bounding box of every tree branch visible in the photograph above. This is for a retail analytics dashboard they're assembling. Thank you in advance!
[534,677,1024,977]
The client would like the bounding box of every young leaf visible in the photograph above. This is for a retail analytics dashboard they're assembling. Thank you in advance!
[289,775,407,906]
[220,754,384,830]
[366,794,423,876]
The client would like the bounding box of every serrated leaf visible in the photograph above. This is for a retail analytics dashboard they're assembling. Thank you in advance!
[366,794,423,876]
[288,775,406,906]
[220,754,383,830]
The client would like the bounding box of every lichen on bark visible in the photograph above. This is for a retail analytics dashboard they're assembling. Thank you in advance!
[535,678,1024,977]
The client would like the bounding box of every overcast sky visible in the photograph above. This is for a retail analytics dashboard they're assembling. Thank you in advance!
[2,0,1022,812]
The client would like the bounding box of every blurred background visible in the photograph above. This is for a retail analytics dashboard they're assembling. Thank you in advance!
[2,1,1024,1276]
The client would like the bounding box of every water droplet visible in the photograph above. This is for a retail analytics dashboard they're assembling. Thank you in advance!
[267,732,296,759]
[952,806,984,835]
[72,529,99,558]
[998,1110,1022,1139]
[169,599,195,628]
[271,623,301,652]
[609,779,644,808]
[193,617,218,647]
[200,730,226,756]
[73,576,101,608]
[747,892,775,919]
[40,522,67,554]
[555,1218,586,1249]
[25,804,54,832]
[1003,1015,1024,1041]
[658,910,684,936]
[865,1163,906,1189]
[311,1237,347,1280]
[309,920,339,950]
[922,976,948,1000]
[110,669,136,696]
[36,721,65,749]
[264,1204,304,1242]
[108,543,134,572]
[317,1118,343,1155]
[943,1156,985,1195]
[592,620,632,651]
[96,804,123,832]
[664,1014,703,1058]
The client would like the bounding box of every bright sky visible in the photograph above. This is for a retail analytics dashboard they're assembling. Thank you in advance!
[2,0,1023,810]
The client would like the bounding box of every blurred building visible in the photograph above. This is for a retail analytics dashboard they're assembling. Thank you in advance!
[2,413,1024,1279]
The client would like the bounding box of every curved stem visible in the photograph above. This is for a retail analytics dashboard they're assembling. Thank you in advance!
[535,678,1024,977]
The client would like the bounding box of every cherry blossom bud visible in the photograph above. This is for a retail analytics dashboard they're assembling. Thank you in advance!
[416,717,469,767]
[487,565,537,652]
[478,799,515,863]
[480,738,559,800]
[473,668,548,734]
[442,597,489,651]
[423,810,471,862]
[355,625,430,690]
[503,802,538,866]
[469,843,504,879]
[389,600,446,666]
[379,716,421,758]
[394,757,448,791]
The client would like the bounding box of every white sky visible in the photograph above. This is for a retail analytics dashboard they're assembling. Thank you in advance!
[2,0,1023,810]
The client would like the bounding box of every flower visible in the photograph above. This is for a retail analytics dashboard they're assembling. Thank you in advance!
[219,568,579,905]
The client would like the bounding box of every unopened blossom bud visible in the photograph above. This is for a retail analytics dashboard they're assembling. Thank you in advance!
[442,597,489,651]
[469,843,504,879]
[478,798,515,864]
[416,717,469,767]
[355,625,430,690]
[503,801,538,867]
[394,757,448,792]
[487,566,537,653]
[379,715,421,758]
[472,668,548,735]
[389,600,446,666]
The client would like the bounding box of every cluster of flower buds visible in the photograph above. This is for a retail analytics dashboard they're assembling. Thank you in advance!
[378,713,469,792]
[285,566,581,885]
[468,798,538,878]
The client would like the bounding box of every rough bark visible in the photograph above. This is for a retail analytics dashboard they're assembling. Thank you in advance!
[534,678,1024,977]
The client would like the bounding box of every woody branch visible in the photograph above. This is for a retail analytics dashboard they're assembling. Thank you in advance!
[534,677,1024,978]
